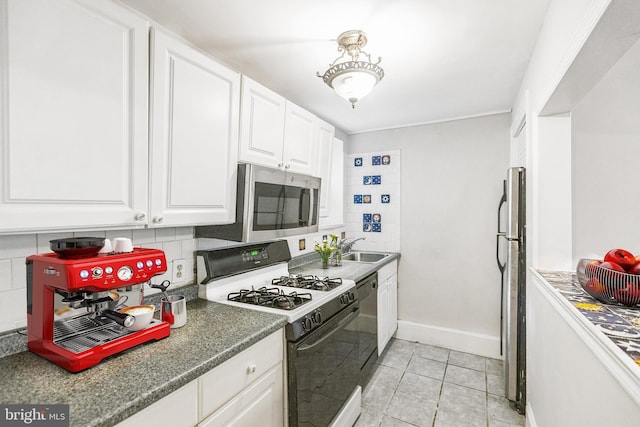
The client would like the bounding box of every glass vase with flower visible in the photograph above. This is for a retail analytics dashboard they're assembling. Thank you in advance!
[314,238,335,269]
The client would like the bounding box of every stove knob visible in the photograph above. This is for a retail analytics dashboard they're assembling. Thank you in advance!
[349,291,356,301]
[303,317,313,331]
[314,312,322,324]
[340,294,347,305]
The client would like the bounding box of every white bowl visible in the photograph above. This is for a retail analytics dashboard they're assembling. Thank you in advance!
[119,305,155,330]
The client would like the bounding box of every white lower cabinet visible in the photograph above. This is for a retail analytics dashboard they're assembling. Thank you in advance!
[199,363,283,427]
[115,329,284,427]
[115,380,199,427]
[198,329,283,423]
[377,260,398,355]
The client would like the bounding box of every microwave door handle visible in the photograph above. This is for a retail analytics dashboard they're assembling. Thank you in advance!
[308,187,314,226]
[299,189,310,226]
[277,186,286,228]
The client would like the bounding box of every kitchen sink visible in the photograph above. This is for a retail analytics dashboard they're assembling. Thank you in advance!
[341,252,389,263]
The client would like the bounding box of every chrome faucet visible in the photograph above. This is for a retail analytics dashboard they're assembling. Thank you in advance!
[339,237,365,254]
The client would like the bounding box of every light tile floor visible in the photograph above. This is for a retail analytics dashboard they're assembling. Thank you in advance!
[356,338,525,427]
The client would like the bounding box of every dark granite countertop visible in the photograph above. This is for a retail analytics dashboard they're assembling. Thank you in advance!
[289,251,400,282]
[0,299,287,427]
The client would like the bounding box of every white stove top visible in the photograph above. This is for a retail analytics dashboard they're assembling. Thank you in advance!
[198,263,356,323]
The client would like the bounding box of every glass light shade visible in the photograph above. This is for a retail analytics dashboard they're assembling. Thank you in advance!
[332,71,378,106]
[317,30,384,108]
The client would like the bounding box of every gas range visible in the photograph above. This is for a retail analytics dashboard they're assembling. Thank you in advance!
[196,240,361,427]
[196,241,356,340]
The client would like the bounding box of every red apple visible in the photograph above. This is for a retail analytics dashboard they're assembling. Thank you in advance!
[604,249,636,271]
[584,277,607,296]
[613,283,640,306]
[585,259,602,276]
[599,261,626,273]
[630,263,640,275]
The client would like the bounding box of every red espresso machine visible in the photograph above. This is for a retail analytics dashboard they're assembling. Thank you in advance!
[27,242,171,372]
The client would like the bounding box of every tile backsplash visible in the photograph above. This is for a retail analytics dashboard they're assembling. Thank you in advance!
[0,227,197,333]
[346,150,401,253]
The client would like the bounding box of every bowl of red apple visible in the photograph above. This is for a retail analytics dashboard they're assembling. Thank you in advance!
[577,249,640,307]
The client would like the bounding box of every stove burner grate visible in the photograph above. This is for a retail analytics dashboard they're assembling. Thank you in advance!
[227,286,312,310]
[272,274,342,291]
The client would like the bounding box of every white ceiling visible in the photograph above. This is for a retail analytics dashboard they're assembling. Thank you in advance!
[120,0,551,134]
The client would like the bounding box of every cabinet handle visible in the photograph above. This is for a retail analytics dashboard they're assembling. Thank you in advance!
[153,216,165,224]
[246,364,256,374]
[134,212,146,221]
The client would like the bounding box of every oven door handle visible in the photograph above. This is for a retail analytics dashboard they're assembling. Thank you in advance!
[297,306,359,353]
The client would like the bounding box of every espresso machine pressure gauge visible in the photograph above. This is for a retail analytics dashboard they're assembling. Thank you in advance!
[117,266,134,281]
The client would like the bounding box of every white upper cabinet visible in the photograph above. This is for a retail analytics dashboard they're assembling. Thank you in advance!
[0,0,149,233]
[238,76,286,168]
[239,76,316,175]
[149,29,240,227]
[317,119,344,228]
[282,101,316,175]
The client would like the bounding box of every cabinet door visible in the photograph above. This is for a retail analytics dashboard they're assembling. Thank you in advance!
[0,0,149,233]
[388,274,398,340]
[316,119,335,219]
[282,101,316,175]
[149,29,240,227]
[199,330,283,420]
[378,281,390,355]
[238,76,286,169]
[199,364,284,427]
[319,137,343,228]
[115,380,198,427]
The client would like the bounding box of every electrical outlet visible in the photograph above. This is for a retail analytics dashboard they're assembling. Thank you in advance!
[172,259,186,284]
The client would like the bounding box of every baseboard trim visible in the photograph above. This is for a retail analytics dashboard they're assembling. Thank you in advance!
[395,320,501,359]
[525,402,536,427]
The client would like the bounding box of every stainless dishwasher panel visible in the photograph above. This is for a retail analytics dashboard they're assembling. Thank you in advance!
[357,272,378,386]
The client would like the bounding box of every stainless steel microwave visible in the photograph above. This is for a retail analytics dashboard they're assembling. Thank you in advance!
[195,163,320,242]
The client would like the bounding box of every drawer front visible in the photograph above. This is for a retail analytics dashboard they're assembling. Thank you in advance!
[377,259,397,283]
[115,380,198,427]
[198,363,284,427]
[199,329,284,420]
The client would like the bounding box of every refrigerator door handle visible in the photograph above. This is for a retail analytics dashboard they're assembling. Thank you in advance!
[496,180,507,274]
[497,180,507,234]
[496,233,506,274]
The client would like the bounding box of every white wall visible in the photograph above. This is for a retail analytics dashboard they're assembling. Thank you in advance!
[534,114,573,270]
[509,0,640,424]
[348,113,510,357]
[572,37,640,263]
[511,0,612,271]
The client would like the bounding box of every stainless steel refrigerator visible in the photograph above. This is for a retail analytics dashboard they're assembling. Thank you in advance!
[496,167,526,413]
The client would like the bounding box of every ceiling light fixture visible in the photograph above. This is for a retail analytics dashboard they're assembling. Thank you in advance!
[317,30,384,109]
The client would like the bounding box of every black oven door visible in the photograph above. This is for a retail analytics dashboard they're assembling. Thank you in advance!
[287,305,360,427]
